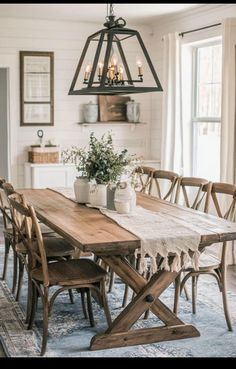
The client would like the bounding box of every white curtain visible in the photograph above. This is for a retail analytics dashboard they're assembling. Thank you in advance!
[161,32,184,174]
[221,18,236,185]
[220,18,236,264]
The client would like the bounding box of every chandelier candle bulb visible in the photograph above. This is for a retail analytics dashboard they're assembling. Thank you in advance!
[119,66,124,81]
[84,64,91,81]
[136,60,143,76]
[98,62,103,78]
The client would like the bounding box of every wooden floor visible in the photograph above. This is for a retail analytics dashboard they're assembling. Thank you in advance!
[0,218,235,357]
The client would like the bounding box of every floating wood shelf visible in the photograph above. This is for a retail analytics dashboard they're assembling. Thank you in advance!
[77,122,146,131]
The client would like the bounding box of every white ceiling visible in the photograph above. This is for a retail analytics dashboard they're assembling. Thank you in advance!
[0,3,202,24]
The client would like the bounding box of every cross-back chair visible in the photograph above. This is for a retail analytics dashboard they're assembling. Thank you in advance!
[2,183,76,318]
[174,176,210,210]
[149,170,179,201]
[174,181,235,331]
[8,192,112,356]
[135,166,155,194]
[0,178,14,282]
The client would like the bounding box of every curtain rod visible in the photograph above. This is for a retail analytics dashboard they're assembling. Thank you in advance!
[179,23,222,38]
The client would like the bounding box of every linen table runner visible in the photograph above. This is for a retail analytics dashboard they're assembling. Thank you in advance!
[100,206,201,273]
[48,188,201,273]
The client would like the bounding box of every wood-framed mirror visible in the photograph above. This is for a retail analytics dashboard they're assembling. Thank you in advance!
[20,51,54,126]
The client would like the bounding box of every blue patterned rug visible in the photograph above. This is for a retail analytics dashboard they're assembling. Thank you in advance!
[0,247,236,357]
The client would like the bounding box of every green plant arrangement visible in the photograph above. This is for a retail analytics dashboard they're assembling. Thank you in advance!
[61,132,132,184]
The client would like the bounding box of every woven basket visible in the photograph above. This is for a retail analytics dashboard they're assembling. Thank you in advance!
[28,151,59,164]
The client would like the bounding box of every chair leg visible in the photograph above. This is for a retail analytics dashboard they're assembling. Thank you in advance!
[16,258,24,301]
[2,236,11,280]
[80,289,88,319]
[68,289,74,304]
[41,289,49,356]
[183,285,190,301]
[108,270,115,293]
[192,276,198,314]
[122,255,136,308]
[11,249,18,295]
[100,279,112,328]
[173,273,181,314]
[143,308,150,320]
[122,284,129,307]
[221,267,233,331]
[28,284,38,330]
[86,289,95,327]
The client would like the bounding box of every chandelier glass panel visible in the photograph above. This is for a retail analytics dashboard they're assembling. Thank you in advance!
[69,4,163,95]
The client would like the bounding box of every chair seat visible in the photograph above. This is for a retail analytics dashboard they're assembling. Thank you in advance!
[15,237,75,257]
[184,252,220,272]
[31,258,107,286]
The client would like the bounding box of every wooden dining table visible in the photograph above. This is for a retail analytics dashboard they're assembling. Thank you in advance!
[19,188,236,351]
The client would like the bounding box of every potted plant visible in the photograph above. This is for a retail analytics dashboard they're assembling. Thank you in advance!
[62,132,131,207]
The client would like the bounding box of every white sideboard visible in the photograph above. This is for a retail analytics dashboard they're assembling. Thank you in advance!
[142,160,160,169]
[24,163,77,189]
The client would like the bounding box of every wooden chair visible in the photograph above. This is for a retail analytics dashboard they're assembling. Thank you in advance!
[2,183,76,317]
[8,192,112,356]
[149,170,179,201]
[174,181,235,331]
[135,166,155,194]
[0,178,14,282]
[174,176,209,210]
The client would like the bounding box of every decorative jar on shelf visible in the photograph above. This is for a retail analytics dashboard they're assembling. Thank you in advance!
[83,101,98,123]
[74,176,90,203]
[126,100,140,123]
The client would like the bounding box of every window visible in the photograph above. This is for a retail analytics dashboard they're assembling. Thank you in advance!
[192,42,222,181]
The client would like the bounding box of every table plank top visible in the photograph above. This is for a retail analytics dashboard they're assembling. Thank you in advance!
[19,188,236,254]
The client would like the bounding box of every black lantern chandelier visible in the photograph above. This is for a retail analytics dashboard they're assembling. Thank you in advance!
[68,4,163,95]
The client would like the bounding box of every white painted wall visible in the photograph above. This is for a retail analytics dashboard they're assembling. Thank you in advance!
[0,17,153,187]
[0,69,9,179]
[150,4,236,161]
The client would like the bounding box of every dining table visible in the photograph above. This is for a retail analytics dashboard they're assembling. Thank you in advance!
[19,188,236,351]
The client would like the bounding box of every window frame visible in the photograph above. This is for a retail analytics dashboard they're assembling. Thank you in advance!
[191,40,222,177]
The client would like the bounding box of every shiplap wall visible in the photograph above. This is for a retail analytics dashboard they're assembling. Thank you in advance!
[0,17,154,187]
[150,3,236,161]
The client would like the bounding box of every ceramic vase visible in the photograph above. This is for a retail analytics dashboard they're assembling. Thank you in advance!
[74,176,90,203]
[89,183,107,208]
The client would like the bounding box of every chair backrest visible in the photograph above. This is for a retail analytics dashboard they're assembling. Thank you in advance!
[150,170,179,201]
[0,180,15,229]
[204,182,236,221]
[8,192,49,287]
[204,182,236,265]
[2,182,15,197]
[135,166,155,194]
[175,176,210,210]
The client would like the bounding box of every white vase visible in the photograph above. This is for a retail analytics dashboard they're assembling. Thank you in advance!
[74,176,90,203]
[89,183,107,208]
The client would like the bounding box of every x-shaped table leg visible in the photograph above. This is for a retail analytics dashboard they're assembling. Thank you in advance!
[90,255,200,350]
